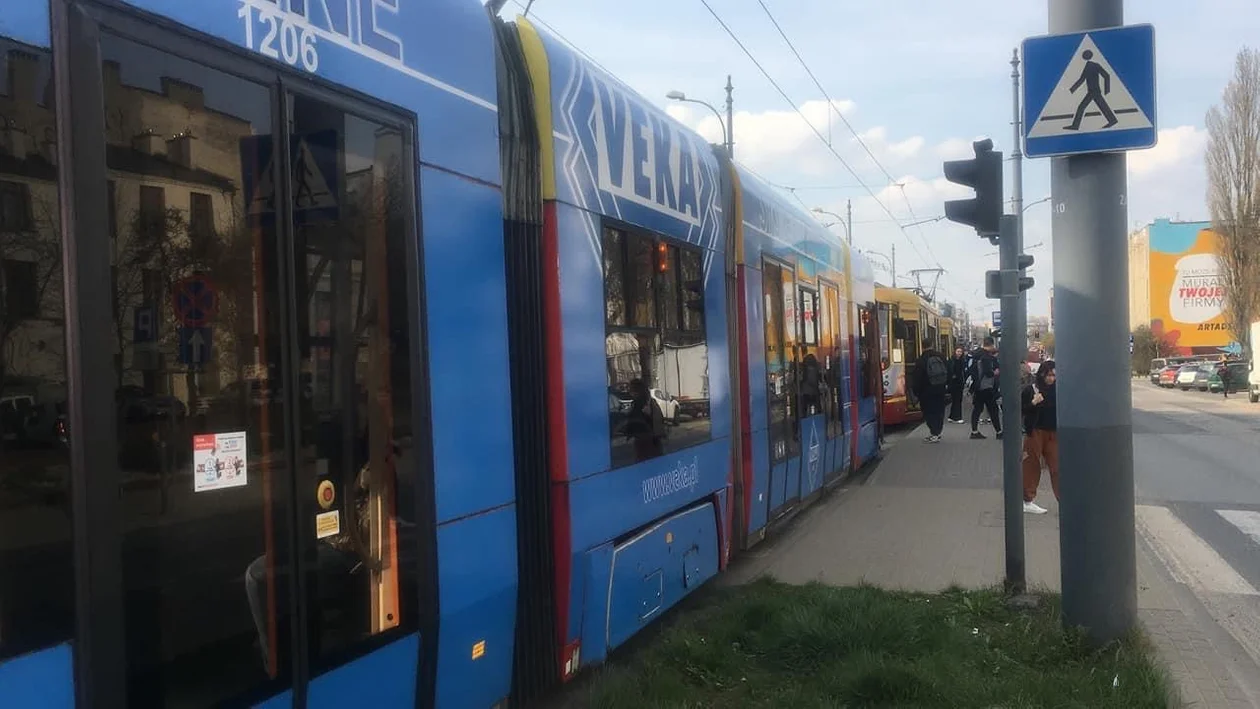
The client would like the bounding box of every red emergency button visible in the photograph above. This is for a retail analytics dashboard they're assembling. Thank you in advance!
[317,480,336,510]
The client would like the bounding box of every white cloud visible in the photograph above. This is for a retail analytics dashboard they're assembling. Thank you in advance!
[1128,125,1208,179]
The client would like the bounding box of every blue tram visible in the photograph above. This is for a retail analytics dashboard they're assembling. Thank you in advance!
[0,2,880,707]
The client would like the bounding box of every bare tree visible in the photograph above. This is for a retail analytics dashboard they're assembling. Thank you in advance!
[0,189,64,390]
[1206,47,1260,355]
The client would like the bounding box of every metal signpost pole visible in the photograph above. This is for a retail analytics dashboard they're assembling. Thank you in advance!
[997,214,1025,593]
[1050,0,1138,643]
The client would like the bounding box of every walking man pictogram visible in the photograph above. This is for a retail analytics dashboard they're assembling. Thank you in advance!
[1065,49,1118,131]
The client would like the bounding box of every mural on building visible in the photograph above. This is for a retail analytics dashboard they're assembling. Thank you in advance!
[1147,220,1232,354]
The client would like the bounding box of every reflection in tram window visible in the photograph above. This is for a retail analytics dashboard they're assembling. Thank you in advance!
[99,34,291,706]
[602,226,711,469]
[288,95,419,668]
[0,36,74,664]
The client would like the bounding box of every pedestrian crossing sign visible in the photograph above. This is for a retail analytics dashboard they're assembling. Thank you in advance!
[1022,24,1157,159]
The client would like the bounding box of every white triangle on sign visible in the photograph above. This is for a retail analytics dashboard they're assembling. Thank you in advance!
[292,139,337,212]
[1028,34,1152,139]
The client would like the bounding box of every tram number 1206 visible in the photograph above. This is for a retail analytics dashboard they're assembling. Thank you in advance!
[239,4,320,73]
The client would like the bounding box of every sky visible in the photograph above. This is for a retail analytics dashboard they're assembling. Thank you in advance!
[492,0,1260,320]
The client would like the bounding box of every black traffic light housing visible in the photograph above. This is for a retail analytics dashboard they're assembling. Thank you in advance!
[985,270,1002,299]
[943,138,1003,238]
[1017,253,1035,292]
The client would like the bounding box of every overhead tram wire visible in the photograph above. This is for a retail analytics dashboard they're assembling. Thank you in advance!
[507,0,617,79]
[754,0,945,272]
[696,0,942,278]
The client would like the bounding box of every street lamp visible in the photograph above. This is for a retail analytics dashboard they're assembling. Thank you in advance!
[667,82,733,157]
[860,247,896,287]
[811,206,852,244]
[1022,196,1051,213]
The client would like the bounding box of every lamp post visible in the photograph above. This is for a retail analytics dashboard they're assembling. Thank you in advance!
[811,206,852,244]
[667,76,734,158]
[860,247,896,287]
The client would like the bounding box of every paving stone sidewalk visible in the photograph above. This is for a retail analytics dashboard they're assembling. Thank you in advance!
[725,420,1260,708]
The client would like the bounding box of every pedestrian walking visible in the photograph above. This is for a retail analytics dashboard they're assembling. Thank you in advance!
[913,340,950,443]
[948,346,968,423]
[1218,360,1231,399]
[1021,360,1059,514]
[968,337,1002,440]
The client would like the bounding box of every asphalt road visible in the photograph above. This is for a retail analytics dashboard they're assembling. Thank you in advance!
[1131,381,1260,682]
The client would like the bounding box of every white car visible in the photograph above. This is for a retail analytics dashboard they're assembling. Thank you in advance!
[1175,365,1200,390]
[650,388,681,424]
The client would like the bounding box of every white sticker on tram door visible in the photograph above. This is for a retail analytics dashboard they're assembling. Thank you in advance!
[315,510,341,539]
[192,431,249,492]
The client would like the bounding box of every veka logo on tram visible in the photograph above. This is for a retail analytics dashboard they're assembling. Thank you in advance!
[592,78,704,225]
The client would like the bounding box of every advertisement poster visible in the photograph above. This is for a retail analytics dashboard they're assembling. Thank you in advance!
[1147,221,1232,353]
[193,431,249,492]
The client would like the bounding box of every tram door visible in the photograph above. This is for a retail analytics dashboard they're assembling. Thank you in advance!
[78,21,426,707]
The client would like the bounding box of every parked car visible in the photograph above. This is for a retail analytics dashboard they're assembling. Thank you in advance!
[1175,364,1201,391]
[1157,365,1180,388]
[1208,361,1250,394]
[1149,358,1169,385]
[1180,363,1215,392]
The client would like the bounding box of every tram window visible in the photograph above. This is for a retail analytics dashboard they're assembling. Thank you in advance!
[290,95,420,668]
[820,283,842,438]
[603,226,711,469]
[858,305,876,399]
[761,260,798,462]
[102,34,291,705]
[657,244,679,331]
[603,228,625,327]
[680,248,703,332]
[0,36,74,664]
[799,289,818,346]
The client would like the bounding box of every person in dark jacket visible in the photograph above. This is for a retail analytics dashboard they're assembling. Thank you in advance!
[912,341,950,442]
[947,346,968,423]
[1020,360,1058,514]
[968,337,1002,440]
[625,378,666,461]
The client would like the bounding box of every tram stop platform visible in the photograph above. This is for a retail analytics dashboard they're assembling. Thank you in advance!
[723,420,1260,709]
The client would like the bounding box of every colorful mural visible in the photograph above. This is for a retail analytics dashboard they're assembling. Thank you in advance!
[1147,219,1232,354]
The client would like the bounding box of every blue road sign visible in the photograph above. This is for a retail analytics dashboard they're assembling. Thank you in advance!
[1023,24,1156,159]
[178,327,212,366]
[133,305,157,344]
[992,311,1003,328]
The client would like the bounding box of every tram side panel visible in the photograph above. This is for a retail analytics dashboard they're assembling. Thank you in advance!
[514,19,731,678]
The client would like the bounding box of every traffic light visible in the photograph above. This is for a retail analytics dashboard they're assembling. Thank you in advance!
[984,254,1036,299]
[985,270,1002,299]
[943,138,1003,238]
[1017,253,1035,292]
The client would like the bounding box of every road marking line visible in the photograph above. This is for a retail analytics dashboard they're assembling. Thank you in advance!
[1136,505,1258,597]
[1218,509,1260,547]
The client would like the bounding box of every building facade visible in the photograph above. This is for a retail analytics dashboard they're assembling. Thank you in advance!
[1128,218,1233,355]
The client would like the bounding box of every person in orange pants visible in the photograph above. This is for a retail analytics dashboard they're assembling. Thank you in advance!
[1021,360,1059,514]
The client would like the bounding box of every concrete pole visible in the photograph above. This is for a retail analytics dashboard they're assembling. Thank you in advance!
[1050,0,1138,645]
[846,199,853,245]
[725,75,735,159]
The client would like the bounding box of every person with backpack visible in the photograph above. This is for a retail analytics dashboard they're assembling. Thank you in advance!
[912,339,950,443]
[968,337,1003,440]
